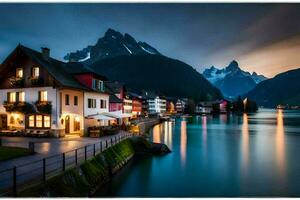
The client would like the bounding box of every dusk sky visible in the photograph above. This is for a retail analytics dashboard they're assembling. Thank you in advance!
[1,3,300,77]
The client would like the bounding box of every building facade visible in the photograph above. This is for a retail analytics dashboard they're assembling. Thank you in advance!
[148,96,166,114]
[0,45,110,137]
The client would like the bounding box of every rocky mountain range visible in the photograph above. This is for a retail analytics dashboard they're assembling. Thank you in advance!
[203,60,267,98]
[64,28,222,102]
[64,29,160,64]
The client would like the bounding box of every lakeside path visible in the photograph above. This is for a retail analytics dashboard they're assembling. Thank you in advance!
[0,131,127,169]
[0,118,161,196]
[0,131,132,196]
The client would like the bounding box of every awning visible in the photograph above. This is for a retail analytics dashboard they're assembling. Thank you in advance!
[86,113,115,120]
[101,111,132,119]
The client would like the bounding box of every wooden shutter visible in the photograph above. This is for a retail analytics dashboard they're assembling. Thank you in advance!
[38,91,41,101]
[7,92,10,102]
[16,92,19,103]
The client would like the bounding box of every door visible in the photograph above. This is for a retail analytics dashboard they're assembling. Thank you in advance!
[0,115,7,130]
[65,115,70,134]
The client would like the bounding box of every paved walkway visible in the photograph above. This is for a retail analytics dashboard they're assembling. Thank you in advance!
[0,131,127,169]
[0,131,132,195]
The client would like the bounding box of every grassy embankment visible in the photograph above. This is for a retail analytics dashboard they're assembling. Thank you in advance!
[0,146,32,162]
[18,137,170,197]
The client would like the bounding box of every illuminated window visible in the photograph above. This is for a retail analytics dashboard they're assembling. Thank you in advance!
[16,68,23,78]
[44,116,50,128]
[19,92,25,102]
[10,116,15,124]
[32,67,39,78]
[29,115,35,127]
[74,116,80,131]
[36,115,43,127]
[8,92,16,102]
[39,91,47,101]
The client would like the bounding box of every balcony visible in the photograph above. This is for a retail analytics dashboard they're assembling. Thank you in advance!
[35,101,52,114]
[9,77,24,88]
[3,101,35,114]
[30,77,44,86]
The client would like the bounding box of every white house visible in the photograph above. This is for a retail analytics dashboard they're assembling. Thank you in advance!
[0,44,110,137]
[148,96,166,115]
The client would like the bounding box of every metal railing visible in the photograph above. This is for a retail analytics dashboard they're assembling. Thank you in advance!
[0,133,132,197]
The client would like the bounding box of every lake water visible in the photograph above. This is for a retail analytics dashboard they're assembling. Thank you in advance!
[97,109,300,197]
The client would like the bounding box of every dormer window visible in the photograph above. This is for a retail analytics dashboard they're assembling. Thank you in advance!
[16,68,23,78]
[32,67,39,78]
[92,79,104,91]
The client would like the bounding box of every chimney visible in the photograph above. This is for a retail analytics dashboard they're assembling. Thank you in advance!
[41,47,50,60]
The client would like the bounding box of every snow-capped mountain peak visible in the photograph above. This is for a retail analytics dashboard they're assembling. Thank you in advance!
[64,28,160,64]
[202,60,267,98]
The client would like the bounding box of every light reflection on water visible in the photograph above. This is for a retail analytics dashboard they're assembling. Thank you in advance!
[99,109,300,197]
[180,120,187,166]
[276,109,286,178]
[241,113,249,173]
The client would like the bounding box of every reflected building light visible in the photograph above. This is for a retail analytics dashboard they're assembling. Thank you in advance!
[241,113,249,173]
[153,124,161,143]
[276,109,286,177]
[202,116,207,150]
[40,143,51,154]
[180,120,187,166]
[168,121,173,149]
[164,121,168,144]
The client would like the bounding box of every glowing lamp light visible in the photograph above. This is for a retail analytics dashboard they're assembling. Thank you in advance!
[75,116,80,122]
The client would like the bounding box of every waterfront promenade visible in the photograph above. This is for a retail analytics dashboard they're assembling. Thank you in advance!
[0,131,131,196]
[0,118,161,196]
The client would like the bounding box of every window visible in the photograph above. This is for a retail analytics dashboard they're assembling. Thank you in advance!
[27,115,50,128]
[99,80,103,91]
[7,92,16,102]
[100,99,107,109]
[10,116,15,124]
[74,96,78,106]
[65,94,70,105]
[88,98,96,108]
[39,91,47,101]
[44,116,50,128]
[29,115,35,127]
[32,67,39,78]
[36,115,43,128]
[16,68,23,78]
[92,79,104,91]
[18,92,25,102]
[74,116,80,131]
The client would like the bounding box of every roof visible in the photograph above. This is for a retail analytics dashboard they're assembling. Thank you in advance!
[127,91,142,99]
[109,94,123,103]
[104,81,123,103]
[0,44,107,92]
[19,45,90,90]
[104,81,125,94]
[63,62,107,80]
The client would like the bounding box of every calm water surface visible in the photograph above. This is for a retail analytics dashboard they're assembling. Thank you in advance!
[97,109,300,197]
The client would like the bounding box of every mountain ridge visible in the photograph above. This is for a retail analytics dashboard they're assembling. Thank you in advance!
[245,67,300,107]
[202,60,267,98]
[64,28,160,64]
